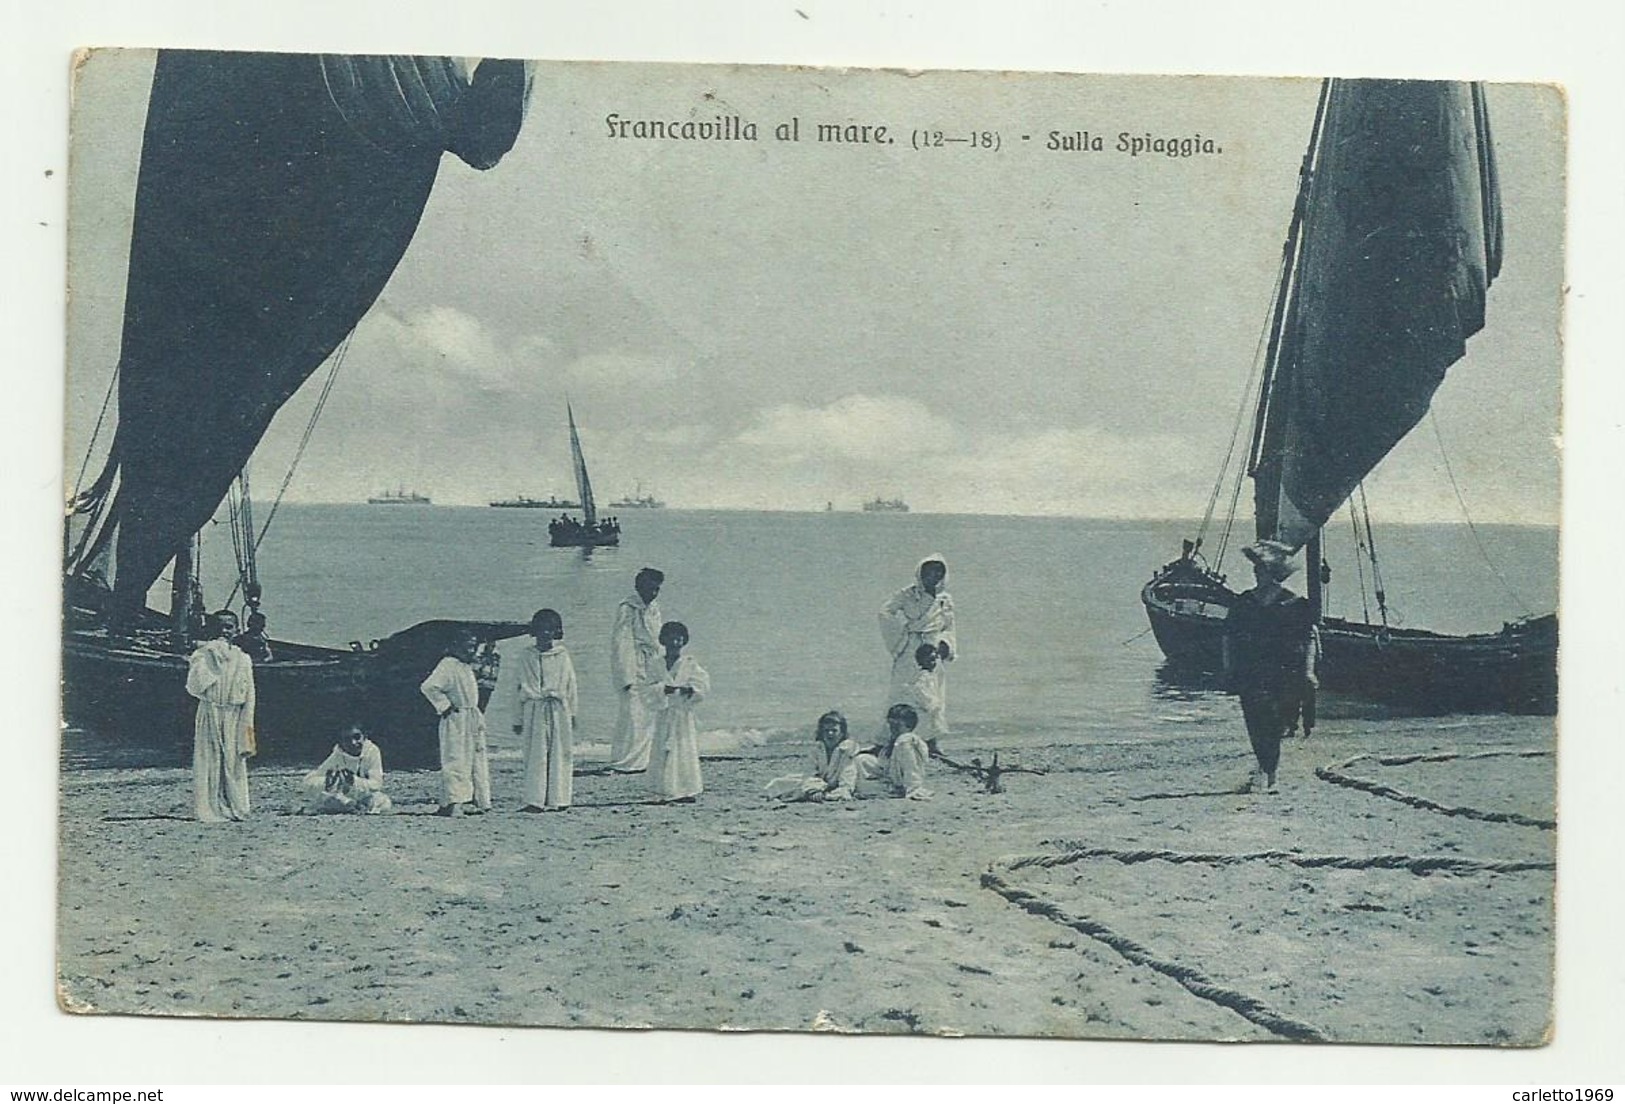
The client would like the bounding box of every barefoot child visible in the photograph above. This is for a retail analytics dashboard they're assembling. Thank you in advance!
[766,710,861,802]
[300,722,392,814]
[422,630,492,817]
[648,621,709,804]
[185,609,256,822]
[906,642,948,755]
[513,608,579,812]
[858,703,934,801]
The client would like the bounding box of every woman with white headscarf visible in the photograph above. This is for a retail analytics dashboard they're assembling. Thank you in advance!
[879,555,956,734]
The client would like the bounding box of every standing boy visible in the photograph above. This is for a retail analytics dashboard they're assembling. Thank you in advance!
[606,567,665,772]
[422,630,491,816]
[905,642,948,755]
[185,609,256,822]
[513,608,579,812]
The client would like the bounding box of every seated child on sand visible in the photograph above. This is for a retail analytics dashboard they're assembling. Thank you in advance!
[857,703,934,801]
[766,710,861,802]
[300,722,392,814]
[649,621,709,804]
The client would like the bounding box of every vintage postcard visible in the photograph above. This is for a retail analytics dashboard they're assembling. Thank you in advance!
[58,49,1561,1045]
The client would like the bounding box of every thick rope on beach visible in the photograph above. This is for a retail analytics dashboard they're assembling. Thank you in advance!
[980,868,1327,1042]
[1006,845,1554,877]
[981,839,1552,1041]
[1314,749,1556,831]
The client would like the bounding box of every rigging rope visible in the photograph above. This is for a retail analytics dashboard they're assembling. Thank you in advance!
[1199,274,1283,571]
[70,365,120,506]
[224,332,352,607]
[1427,410,1534,616]
[1355,483,1390,628]
[1348,505,1372,622]
[238,467,259,594]
[65,366,124,572]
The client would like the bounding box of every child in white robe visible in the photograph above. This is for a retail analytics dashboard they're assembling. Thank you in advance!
[185,609,256,822]
[606,568,665,773]
[421,630,491,817]
[766,710,860,802]
[857,703,934,801]
[648,621,709,803]
[513,608,579,812]
[906,643,948,754]
[301,722,392,814]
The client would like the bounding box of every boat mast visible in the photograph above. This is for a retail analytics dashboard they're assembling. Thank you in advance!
[1251,79,1333,618]
[169,533,199,647]
[1248,79,1333,501]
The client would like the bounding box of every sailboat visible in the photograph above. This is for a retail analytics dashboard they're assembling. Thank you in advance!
[547,403,621,547]
[62,51,538,768]
[1140,79,1557,716]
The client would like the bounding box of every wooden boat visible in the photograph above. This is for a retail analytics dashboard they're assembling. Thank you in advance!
[548,403,621,547]
[1142,552,1557,714]
[1141,80,1557,716]
[61,51,536,767]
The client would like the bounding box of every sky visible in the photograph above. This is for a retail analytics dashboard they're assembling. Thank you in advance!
[63,52,1563,524]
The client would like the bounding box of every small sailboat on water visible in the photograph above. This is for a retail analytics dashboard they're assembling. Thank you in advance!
[548,403,620,547]
[62,51,537,767]
[1141,79,1557,716]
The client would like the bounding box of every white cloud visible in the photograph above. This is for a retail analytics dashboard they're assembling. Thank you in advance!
[936,427,1207,517]
[367,304,516,389]
[735,394,956,465]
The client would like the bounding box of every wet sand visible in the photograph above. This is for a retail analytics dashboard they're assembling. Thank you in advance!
[56,715,1555,1044]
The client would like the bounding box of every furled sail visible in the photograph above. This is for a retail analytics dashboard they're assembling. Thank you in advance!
[1256,80,1502,550]
[72,50,531,614]
[566,403,597,526]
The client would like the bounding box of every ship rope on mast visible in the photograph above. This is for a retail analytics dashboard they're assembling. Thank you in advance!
[1198,275,1283,573]
[1354,483,1390,629]
[224,331,353,608]
[1347,505,1373,624]
[1428,408,1534,617]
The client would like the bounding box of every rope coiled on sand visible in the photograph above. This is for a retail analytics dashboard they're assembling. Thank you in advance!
[981,747,1555,1040]
[1314,749,1556,831]
[981,867,1327,1041]
[1008,845,1553,877]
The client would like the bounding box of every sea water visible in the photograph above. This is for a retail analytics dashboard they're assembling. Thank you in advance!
[67,506,1558,765]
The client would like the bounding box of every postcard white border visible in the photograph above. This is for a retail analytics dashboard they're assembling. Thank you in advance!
[7,0,1622,1085]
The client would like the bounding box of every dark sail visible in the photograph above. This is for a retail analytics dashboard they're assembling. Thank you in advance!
[74,51,530,611]
[1258,80,1503,549]
[566,403,597,526]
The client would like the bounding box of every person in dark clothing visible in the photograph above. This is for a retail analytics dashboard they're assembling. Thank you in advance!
[1223,540,1314,793]
[232,610,274,663]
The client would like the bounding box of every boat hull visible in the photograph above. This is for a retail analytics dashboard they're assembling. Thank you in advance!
[548,517,620,547]
[62,610,528,770]
[1141,558,1558,715]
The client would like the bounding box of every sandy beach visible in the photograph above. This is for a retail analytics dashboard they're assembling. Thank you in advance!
[56,714,1554,1045]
